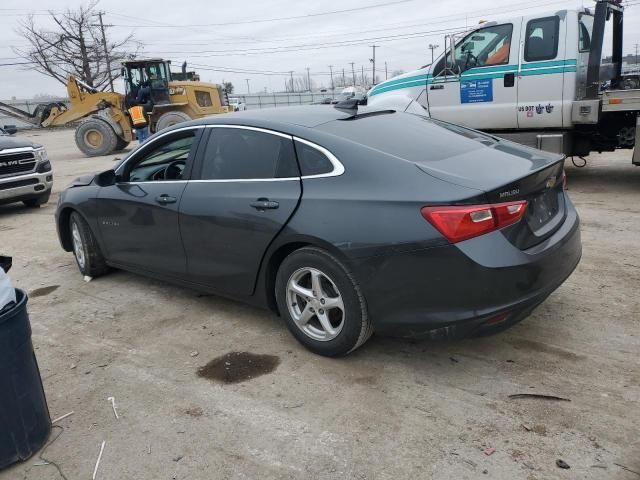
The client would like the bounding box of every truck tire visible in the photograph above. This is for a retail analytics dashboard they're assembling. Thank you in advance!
[23,193,50,208]
[75,118,118,157]
[155,111,192,132]
[114,137,130,151]
[622,77,640,90]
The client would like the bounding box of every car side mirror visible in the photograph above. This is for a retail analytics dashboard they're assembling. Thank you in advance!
[94,169,117,187]
[3,125,17,135]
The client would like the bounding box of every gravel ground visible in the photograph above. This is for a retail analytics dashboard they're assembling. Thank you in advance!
[0,128,638,480]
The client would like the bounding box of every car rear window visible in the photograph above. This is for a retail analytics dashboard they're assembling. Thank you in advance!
[317,113,489,164]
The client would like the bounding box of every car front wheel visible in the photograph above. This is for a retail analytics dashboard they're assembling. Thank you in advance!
[276,247,372,356]
[69,212,109,278]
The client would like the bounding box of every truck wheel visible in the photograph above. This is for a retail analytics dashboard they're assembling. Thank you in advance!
[23,193,50,208]
[155,111,192,131]
[114,137,130,151]
[623,77,640,90]
[69,212,109,277]
[75,118,118,157]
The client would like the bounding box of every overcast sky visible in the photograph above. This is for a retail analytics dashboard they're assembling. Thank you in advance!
[1,0,639,99]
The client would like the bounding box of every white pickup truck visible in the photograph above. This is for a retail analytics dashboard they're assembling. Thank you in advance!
[367,0,640,165]
[0,126,53,208]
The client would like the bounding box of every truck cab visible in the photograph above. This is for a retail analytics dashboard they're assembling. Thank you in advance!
[368,0,638,163]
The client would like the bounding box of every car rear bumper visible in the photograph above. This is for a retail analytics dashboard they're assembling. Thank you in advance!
[0,172,53,205]
[352,196,582,338]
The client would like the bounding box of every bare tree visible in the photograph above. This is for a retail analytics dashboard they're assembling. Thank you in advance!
[294,76,314,92]
[223,82,234,94]
[14,1,136,91]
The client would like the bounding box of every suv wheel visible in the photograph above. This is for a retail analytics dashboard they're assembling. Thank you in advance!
[276,247,372,356]
[69,212,109,277]
[23,193,50,208]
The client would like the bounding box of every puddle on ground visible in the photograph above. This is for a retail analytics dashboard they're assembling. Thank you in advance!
[197,351,280,384]
[30,285,59,298]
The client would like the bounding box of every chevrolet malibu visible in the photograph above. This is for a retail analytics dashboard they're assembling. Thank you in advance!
[56,106,581,356]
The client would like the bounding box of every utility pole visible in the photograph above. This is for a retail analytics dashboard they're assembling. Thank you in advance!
[385,61,388,80]
[342,68,346,87]
[428,43,439,65]
[306,67,311,92]
[328,65,334,93]
[289,70,294,92]
[369,44,378,85]
[349,62,356,86]
[636,43,639,65]
[97,12,114,92]
[361,64,365,87]
[245,78,250,94]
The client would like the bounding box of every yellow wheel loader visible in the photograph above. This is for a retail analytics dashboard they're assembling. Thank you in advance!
[0,59,230,157]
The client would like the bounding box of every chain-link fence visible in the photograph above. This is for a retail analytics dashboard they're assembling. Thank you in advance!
[1,92,340,130]
[230,92,338,110]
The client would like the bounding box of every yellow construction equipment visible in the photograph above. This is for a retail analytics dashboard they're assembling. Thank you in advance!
[0,59,230,157]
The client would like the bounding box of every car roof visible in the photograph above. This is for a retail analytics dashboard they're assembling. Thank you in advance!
[187,105,354,129]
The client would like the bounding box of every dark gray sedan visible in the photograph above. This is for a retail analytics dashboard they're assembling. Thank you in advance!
[56,106,581,356]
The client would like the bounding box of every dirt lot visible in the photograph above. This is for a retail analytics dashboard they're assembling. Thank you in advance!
[1,128,639,480]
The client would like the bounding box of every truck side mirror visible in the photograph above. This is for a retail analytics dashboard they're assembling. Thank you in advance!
[94,169,117,187]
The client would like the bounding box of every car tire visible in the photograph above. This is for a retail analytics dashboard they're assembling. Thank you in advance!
[75,118,118,157]
[23,193,50,208]
[69,211,109,278]
[155,111,192,131]
[275,247,372,357]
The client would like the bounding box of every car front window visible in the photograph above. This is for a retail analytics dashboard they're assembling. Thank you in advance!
[125,133,196,182]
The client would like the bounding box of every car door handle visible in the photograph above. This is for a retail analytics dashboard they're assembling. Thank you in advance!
[155,194,177,205]
[250,199,279,210]
[430,84,444,90]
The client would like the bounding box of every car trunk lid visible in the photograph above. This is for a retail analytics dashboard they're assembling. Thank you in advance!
[414,135,567,249]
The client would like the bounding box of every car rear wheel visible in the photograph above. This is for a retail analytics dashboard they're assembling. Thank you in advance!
[69,212,109,278]
[275,247,372,356]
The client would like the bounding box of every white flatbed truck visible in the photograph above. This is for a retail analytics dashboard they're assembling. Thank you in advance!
[366,0,640,165]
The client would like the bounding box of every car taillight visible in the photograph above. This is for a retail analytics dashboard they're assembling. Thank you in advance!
[421,200,528,243]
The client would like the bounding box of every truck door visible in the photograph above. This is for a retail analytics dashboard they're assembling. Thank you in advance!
[516,14,567,128]
[427,22,520,129]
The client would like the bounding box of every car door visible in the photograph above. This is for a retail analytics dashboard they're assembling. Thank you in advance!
[179,126,302,295]
[427,22,520,129]
[516,14,566,128]
[95,127,203,278]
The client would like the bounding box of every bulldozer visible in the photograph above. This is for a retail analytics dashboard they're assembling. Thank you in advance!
[0,59,230,157]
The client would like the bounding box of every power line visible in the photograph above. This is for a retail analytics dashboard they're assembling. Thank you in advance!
[109,0,416,28]
[137,25,467,58]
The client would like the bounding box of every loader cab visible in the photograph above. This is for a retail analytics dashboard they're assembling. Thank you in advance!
[122,60,172,109]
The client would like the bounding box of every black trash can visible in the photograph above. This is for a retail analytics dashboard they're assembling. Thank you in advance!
[0,289,51,469]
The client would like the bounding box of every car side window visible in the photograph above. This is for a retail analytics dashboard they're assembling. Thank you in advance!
[200,128,298,180]
[294,141,334,176]
[125,132,196,182]
[524,16,560,62]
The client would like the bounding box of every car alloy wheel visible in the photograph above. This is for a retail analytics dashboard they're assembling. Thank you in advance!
[71,221,86,269]
[286,267,345,341]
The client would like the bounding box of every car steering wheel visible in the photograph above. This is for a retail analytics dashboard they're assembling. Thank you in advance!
[163,160,185,180]
[464,51,479,70]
